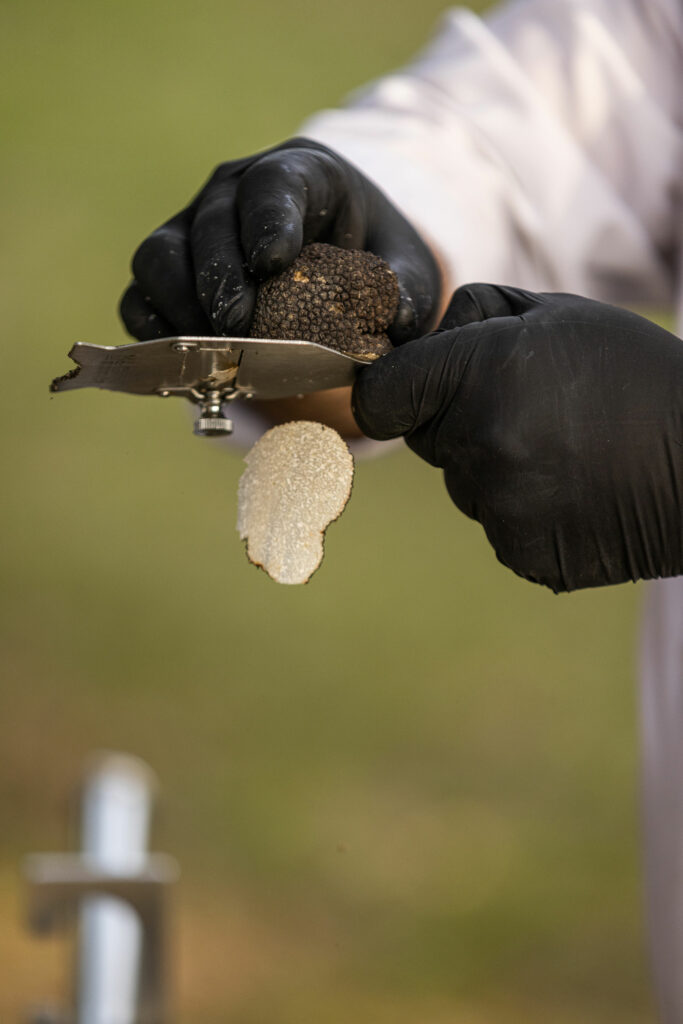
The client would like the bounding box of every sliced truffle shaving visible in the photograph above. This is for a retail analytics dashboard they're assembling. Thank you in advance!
[237,421,354,584]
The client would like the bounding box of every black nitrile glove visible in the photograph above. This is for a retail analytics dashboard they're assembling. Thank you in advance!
[353,284,683,592]
[120,138,441,344]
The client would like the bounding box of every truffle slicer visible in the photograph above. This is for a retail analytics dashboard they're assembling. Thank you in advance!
[50,335,372,436]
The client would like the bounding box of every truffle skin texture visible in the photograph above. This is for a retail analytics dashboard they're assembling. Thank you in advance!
[249,242,400,359]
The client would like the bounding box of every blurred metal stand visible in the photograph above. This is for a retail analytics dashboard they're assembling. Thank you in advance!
[24,752,179,1024]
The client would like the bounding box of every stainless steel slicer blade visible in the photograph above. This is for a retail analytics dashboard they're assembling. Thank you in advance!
[50,335,370,436]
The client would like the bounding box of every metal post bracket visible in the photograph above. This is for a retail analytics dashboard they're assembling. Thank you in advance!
[24,852,179,935]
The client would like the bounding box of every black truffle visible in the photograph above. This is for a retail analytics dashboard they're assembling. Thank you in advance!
[249,242,400,359]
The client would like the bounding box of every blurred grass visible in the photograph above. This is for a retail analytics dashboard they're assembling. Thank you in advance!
[0,0,656,1021]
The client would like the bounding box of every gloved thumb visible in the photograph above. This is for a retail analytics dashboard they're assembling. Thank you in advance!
[438,282,540,329]
[352,281,535,441]
[351,328,466,441]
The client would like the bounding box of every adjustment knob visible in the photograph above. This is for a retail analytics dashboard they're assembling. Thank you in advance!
[194,416,234,437]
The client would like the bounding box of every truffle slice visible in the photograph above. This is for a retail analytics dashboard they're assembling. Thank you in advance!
[237,421,354,584]
[249,242,399,359]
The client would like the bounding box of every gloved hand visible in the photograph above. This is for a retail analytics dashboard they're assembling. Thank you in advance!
[119,137,441,344]
[352,284,683,592]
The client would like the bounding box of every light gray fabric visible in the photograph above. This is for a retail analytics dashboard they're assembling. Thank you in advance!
[641,577,683,1023]
[304,1,682,306]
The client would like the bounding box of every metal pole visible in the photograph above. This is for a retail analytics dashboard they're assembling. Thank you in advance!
[76,752,157,1024]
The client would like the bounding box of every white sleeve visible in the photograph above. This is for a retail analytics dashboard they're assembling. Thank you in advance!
[301,0,683,307]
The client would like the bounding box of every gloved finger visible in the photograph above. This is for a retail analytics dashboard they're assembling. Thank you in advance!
[131,210,212,336]
[438,283,542,330]
[190,178,257,335]
[236,146,366,279]
[119,282,174,341]
[367,205,441,344]
[352,327,472,441]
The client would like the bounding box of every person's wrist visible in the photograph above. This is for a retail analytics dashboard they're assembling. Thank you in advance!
[250,387,364,439]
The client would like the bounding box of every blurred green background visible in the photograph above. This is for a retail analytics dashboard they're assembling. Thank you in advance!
[1,0,656,1020]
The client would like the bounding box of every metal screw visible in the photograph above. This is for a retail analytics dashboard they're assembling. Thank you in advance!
[172,342,194,353]
[193,388,234,436]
